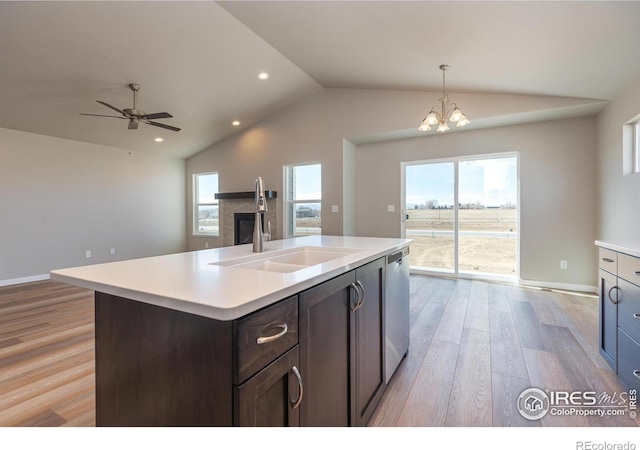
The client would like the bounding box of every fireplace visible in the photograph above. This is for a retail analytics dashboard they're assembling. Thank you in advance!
[234,213,264,245]
[216,191,278,247]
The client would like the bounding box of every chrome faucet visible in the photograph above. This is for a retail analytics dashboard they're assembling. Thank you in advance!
[253,177,271,253]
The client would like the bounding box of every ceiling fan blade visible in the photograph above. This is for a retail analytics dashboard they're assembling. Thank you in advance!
[96,100,126,116]
[79,113,126,119]
[128,119,139,130]
[145,121,181,132]
[141,112,173,120]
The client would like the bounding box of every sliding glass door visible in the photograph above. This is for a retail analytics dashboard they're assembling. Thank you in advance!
[404,162,456,273]
[403,154,518,279]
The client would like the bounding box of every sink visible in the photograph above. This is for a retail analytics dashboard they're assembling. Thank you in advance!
[211,246,362,273]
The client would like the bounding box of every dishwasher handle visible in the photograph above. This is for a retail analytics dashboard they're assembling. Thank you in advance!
[387,247,409,265]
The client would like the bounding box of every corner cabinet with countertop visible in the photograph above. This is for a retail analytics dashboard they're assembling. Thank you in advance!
[596,241,640,392]
[51,235,410,427]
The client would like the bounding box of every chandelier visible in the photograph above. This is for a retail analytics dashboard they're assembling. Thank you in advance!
[419,64,470,132]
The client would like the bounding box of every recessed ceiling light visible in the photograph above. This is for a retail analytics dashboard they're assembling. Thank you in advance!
[232,120,240,126]
[258,72,269,80]
[154,137,164,142]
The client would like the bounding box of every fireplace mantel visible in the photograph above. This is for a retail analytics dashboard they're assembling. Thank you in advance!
[215,191,277,200]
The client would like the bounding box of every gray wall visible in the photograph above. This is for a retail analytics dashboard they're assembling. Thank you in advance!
[597,75,640,242]
[0,127,186,283]
[356,117,598,287]
[187,88,599,288]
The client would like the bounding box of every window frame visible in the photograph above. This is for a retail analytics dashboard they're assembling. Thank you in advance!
[283,162,322,238]
[193,172,219,237]
[635,120,640,174]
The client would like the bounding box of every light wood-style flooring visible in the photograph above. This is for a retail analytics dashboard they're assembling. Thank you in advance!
[0,281,94,426]
[0,276,637,427]
[370,276,640,427]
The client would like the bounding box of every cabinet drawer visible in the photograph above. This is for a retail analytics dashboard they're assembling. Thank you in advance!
[618,253,640,286]
[618,278,640,344]
[598,248,618,274]
[617,328,640,392]
[234,295,298,385]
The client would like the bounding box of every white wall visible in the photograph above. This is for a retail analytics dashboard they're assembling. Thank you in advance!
[597,76,640,242]
[0,127,186,284]
[356,117,597,287]
[187,87,600,287]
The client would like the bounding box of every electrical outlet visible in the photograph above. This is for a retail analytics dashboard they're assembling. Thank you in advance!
[85,250,91,258]
[388,205,395,212]
[110,248,116,256]
[560,260,568,270]
[205,242,209,249]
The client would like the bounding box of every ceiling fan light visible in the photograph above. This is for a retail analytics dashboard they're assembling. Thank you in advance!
[449,107,463,122]
[437,121,450,132]
[456,117,470,127]
[418,120,431,131]
[426,111,439,126]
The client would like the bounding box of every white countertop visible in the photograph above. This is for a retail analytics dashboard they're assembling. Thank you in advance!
[595,240,640,259]
[51,235,411,320]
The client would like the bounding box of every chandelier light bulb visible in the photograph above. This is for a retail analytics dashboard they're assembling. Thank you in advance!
[437,121,450,132]
[426,111,439,126]
[449,107,463,122]
[456,116,470,127]
[418,120,431,131]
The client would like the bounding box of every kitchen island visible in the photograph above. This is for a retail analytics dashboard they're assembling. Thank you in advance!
[51,235,411,427]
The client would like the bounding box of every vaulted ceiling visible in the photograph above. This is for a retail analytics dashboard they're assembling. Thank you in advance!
[1,1,639,159]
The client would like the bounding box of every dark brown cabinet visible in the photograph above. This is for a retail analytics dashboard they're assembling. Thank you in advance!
[93,253,396,427]
[353,258,386,426]
[298,257,385,426]
[234,345,302,426]
[95,292,299,427]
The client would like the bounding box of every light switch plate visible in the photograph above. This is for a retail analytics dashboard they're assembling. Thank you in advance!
[388,205,395,212]
[332,205,339,213]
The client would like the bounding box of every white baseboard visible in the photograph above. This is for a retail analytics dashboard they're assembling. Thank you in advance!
[409,268,597,295]
[518,278,597,295]
[0,274,50,287]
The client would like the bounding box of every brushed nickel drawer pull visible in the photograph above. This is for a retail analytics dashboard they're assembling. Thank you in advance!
[635,271,640,276]
[634,370,640,380]
[291,366,304,410]
[355,280,366,311]
[350,282,360,312]
[256,323,288,344]
[607,286,620,305]
[634,313,640,320]
[602,258,614,263]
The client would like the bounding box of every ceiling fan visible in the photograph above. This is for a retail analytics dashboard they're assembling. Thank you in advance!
[80,83,181,132]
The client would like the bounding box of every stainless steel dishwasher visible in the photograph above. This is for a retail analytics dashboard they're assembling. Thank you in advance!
[385,246,410,383]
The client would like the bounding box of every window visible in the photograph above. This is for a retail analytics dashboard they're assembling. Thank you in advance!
[193,172,219,236]
[635,120,640,173]
[284,163,321,237]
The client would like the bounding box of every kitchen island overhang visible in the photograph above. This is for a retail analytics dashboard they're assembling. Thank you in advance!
[51,235,411,320]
